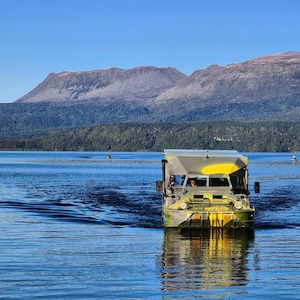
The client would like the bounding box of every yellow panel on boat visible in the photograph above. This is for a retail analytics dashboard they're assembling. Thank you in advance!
[201,163,240,175]
[209,212,233,227]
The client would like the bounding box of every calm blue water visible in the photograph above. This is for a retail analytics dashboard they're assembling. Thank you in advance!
[0,151,299,299]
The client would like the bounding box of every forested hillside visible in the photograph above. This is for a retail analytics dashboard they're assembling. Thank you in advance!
[1,121,300,152]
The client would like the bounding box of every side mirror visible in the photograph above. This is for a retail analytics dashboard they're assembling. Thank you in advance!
[156,180,163,192]
[254,182,260,193]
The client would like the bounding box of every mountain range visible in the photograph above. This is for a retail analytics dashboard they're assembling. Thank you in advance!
[0,50,296,140]
[14,51,300,123]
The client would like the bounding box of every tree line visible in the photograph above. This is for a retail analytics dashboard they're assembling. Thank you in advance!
[0,121,300,152]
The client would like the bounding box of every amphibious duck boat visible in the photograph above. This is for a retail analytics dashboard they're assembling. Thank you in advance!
[156,150,258,228]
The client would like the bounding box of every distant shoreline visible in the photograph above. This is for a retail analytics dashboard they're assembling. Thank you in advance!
[0,121,299,153]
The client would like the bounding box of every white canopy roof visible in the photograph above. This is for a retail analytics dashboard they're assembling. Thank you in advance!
[164,149,248,176]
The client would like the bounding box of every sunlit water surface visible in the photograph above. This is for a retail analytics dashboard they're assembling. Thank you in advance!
[0,151,299,299]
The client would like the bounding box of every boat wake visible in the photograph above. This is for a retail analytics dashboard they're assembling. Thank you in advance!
[1,183,299,230]
[87,184,162,228]
[251,187,300,229]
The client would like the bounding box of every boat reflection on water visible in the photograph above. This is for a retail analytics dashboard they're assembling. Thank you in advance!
[161,228,254,296]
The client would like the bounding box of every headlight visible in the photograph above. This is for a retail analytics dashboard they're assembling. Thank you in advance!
[179,202,187,210]
[234,201,243,210]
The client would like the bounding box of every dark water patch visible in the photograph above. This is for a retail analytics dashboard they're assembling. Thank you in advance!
[0,200,109,225]
[252,187,300,212]
[252,187,300,229]
[254,222,299,229]
[87,185,162,228]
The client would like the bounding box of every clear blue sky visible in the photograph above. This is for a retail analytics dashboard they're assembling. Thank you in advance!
[0,0,299,103]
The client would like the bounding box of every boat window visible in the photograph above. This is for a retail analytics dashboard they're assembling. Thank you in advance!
[187,177,207,187]
[169,175,185,186]
[196,177,207,186]
[209,177,229,187]
[230,175,247,193]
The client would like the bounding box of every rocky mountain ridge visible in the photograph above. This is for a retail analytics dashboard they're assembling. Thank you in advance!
[155,51,300,104]
[16,51,300,106]
[145,51,300,121]
[16,66,187,103]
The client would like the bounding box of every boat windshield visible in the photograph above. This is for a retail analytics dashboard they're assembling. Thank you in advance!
[209,177,230,187]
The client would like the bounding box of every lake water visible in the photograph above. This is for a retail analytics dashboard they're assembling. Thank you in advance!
[0,151,299,299]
